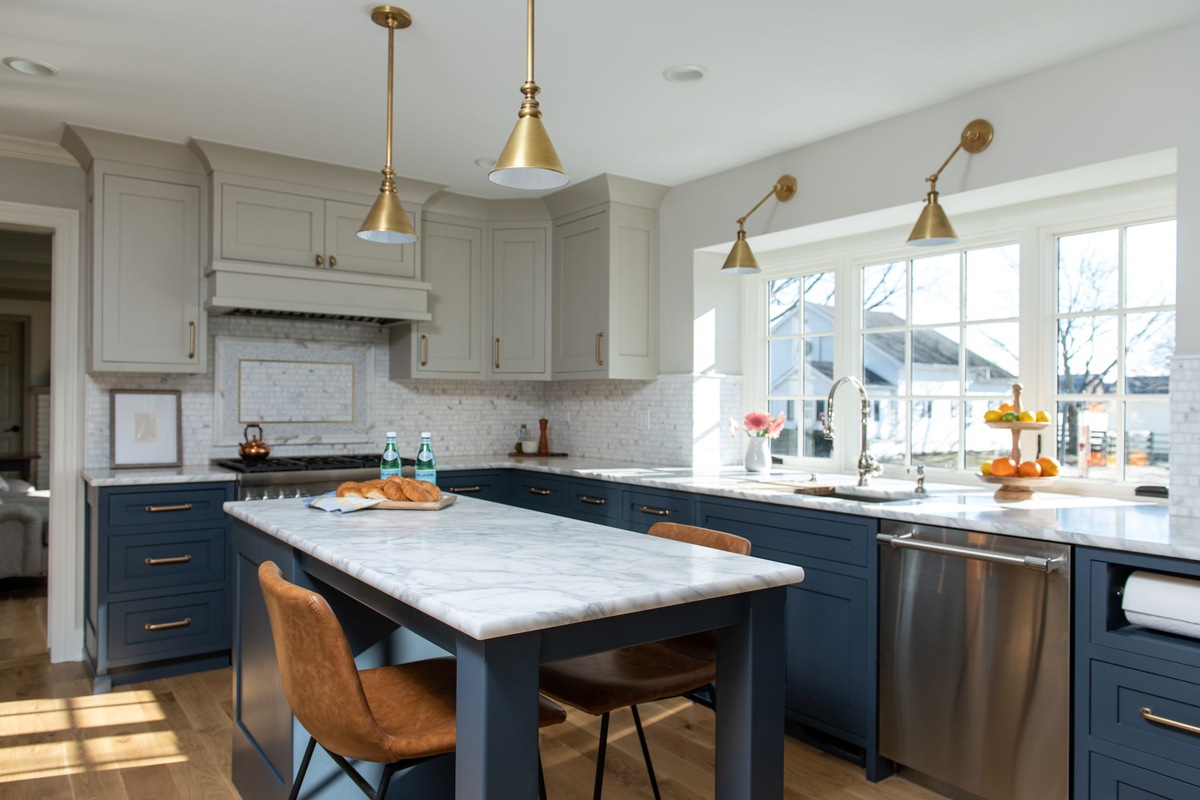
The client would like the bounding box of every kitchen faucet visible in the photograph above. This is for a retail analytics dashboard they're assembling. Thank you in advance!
[823,376,883,486]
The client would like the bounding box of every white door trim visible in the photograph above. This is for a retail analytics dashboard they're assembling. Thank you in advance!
[0,199,84,663]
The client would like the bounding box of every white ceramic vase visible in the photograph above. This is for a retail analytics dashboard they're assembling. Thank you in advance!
[744,437,771,472]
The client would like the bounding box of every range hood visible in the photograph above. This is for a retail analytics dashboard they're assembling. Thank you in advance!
[206,260,431,326]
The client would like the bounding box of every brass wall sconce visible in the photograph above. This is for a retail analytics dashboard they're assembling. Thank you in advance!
[722,175,797,274]
[489,0,569,190]
[358,5,418,244]
[907,119,994,246]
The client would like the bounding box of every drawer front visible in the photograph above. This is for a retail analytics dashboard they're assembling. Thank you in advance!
[697,499,872,567]
[1091,660,1200,772]
[566,480,619,521]
[511,474,568,512]
[105,485,233,529]
[621,489,693,532]
[108,526,227,595]
[1090,752,1200,799]
[439,470,510,503]
[107,590,229,663]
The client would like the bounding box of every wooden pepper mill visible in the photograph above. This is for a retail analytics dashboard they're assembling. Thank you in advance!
[537,418,550,455]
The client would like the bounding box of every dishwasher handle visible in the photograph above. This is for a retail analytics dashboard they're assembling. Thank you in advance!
[877,532,1058,573]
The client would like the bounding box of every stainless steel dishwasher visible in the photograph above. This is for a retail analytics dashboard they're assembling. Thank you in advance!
[878,520,1070,800]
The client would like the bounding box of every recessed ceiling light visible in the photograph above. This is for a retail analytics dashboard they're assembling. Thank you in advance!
[474,158,497,169]
[2,57,59,77]
[662,64,708,83]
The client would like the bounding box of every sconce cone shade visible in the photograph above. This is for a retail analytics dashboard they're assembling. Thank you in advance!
[907,190,958,247]
[721,229,760,274]
[490,114,569,190]
[358,182,417,244]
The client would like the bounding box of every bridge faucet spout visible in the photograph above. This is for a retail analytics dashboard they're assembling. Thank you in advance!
[824,376,883,486]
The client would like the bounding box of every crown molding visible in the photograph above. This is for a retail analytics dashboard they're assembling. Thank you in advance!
[0,135,76,167]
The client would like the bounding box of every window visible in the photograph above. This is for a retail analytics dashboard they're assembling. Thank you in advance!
[765,272,835,459]
[860,245,1020,468]
[1054,220,1175,483]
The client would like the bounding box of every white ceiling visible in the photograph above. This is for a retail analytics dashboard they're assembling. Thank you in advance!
[3,0,1200,199]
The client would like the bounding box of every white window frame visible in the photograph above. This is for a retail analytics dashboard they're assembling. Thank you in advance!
[743,176,1175,499]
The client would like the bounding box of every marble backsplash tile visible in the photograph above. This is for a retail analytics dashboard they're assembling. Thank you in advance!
[1171,356,1199,518]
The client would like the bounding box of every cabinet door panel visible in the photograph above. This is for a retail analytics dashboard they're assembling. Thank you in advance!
[553,212,608,375]
[100,175,201,367]
[326,200,417,278]
[417,220,483,374]
[492,227,548,376]
[221,184,324,267]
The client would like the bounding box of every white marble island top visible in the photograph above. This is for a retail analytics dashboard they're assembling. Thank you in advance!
[225,495,806,640]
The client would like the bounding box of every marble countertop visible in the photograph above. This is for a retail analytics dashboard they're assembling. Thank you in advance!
[83,465,237,487]
[226,494,806,640]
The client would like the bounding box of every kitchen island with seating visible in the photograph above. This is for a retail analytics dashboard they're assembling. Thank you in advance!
[226,493,805,799]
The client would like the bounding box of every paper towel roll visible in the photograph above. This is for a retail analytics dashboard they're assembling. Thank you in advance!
[1122,570,1200,640]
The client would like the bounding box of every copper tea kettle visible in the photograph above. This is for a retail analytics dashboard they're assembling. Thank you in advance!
[239,423,270,463]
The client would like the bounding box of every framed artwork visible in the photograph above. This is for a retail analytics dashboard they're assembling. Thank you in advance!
[110,389,182,468]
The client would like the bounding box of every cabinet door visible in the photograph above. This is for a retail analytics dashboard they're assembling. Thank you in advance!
[98,175,204,371]
[220,184,325,268]
[325,200,417,279]
[412,220,484,375]
[553,211,609,376]
[607,203,657,380]
[491,227,548,377]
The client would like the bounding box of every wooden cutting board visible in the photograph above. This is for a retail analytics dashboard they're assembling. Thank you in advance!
[371,494,458,511]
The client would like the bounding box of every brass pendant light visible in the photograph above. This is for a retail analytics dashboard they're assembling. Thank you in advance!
[722,175,797,275]
[907,119,994,247]
[489,0,569,190]
[358,5,418,244]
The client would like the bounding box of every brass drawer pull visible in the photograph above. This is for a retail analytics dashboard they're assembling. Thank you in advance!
[639,506,670,516]
[328,255,337,268]
[595,331,605,366]
[528,487,552,496]
[494,337,501,369]
[145,503,193,513]
[144,555,193,566]
[188,321,196,359]
[420,334,429,366]
[1141,707,1200,736]
[315,254,324,267]
[449,486,482,493]
[580,496,606,505]
[145,618,192,632]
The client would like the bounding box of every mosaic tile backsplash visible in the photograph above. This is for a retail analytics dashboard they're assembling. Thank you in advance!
[1171,356,1198,518]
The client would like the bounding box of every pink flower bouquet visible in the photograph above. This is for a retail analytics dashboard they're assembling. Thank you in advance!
[729,410,786,439]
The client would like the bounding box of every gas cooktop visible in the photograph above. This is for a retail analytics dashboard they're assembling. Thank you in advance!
[213,454,416,474]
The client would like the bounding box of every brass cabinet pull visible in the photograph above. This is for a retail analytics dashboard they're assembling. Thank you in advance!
[188,321,196,359]
[595,331,605,366]
[639,506,670,516]
[420,334,429,366]
[580,496,606,505]
[144,555,192,566]
[1141,707,1200,736]
[528,487,552,496]
[315,254,324,267]
[329,255,337,268]
[145,503,193,513]
[494,338,501,369]
[449,486,482,493]
[145,618,192,632]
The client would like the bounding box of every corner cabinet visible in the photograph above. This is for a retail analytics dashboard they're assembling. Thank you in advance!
[490,226,550,378]
[552,203,658,379]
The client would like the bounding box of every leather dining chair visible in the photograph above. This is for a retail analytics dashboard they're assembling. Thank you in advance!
[537,522,752,800]
[257,561,567,800]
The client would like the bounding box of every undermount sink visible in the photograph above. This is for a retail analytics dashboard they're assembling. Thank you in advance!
[736,478,928,504]
[825,488,928,504]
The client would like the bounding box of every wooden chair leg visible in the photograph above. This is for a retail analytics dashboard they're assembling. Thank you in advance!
[288,737,318,800]
[592,711,611,800]
[629,705,661,800]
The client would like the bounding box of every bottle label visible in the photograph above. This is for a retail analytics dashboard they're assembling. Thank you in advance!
[414,467,436,483]
[380,467,402,479]
[383,445,398,461]
[418,450,432,462]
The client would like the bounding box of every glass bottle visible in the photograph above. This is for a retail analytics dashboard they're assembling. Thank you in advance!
[415,432,436,484]
[380,431,401,479]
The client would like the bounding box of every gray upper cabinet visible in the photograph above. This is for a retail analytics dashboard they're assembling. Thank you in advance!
[490,226,549,378]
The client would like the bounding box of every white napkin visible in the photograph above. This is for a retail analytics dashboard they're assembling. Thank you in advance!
[307,493,382,513]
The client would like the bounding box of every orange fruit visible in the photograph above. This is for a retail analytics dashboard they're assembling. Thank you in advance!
[1017,460,1043,478]
[990,457,1017,477]
[998,403,1014,413]
[1036,456,1060,477]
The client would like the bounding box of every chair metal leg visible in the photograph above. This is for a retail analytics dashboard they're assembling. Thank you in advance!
[288,737,318,800]
[592,711,610,800]
[376,761,400,800]
[629,705,661,800]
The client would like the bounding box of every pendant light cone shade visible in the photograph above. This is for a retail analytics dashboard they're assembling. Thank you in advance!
[721,228,760,274]
[907,189,958,246]
[489,0,569,190]
[358,6,417,244]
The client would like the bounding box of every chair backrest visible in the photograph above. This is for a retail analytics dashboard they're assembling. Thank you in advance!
[647,521,751,556]
[257,561,396,762]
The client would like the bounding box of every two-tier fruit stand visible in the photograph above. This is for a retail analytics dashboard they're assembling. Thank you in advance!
[979,383,1056,500]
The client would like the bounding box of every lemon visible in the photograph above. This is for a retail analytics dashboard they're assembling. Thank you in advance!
[980,461,993,476]
[983,409,1003,422]
[1017,410,1034,423]
[1035,410,1050,422]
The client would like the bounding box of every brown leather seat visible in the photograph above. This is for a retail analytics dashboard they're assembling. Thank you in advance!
[258,560,567,800]
[538,522,751,800]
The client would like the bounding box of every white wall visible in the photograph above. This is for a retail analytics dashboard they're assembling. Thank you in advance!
[660,22,1200,375]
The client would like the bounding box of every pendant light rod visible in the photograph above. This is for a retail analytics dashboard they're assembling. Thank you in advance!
[384,12,396,178]
[906,119,994,247]
[721,174,797,275]
[737,176,797,227]
[525,0,535,83]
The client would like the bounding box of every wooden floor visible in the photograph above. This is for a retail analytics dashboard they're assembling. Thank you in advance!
[0,584,944,799]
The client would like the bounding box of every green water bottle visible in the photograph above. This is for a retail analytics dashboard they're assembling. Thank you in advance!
[415,432,436,484]
[380,431,401,479]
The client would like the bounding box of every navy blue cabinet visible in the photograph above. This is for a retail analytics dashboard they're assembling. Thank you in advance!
[1075,548,1200,797]
[509,472,569,512]
[618,486,694,532]
[564,478,620,524]
[437,469,510,503]
[85,481,235,691]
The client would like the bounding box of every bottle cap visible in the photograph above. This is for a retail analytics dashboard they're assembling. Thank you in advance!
[386,431,396,438]
[420,431,431,438]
